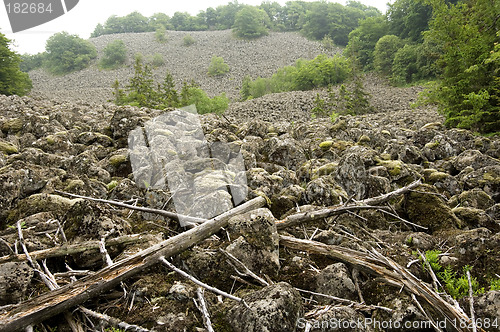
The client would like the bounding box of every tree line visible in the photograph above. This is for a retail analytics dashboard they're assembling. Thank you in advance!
[343,0,498,133]
[90,1,381,45]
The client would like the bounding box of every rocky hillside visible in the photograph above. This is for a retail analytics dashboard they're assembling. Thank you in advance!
[0,69,499,331]
[28,30,337,104]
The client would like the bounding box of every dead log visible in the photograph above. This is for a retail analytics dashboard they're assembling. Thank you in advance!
[0,234,154,264]
[279,235,483,332]
[0,196,266,332]
[276,179,422,229]
[55,190,206,225]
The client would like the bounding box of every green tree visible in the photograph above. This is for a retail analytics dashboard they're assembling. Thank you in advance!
[207,56,230,76]
[20,52,45,72]
[183,34,196,46]
[387,0,432,42]
[424,0,500,133]
[44,32,97,75]
[99,39,127,70]
[124,57,157,108]
[391,44,419,85]
[155,27,168,43]
[159,70,179,107]
[374,35,404,75]
[0,33,32,96]
[345,16,389,69]
[233,6,270,39]
[149,13,172,30]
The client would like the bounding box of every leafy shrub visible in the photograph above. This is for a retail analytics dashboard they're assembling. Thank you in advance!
[183,34,195,46]
[99,40,127,70]
[112,58,227,114]
[44,32,97,75]
[374,35,403,75]
[149,53,165,67]
[180,82,229,114]
[20,52,45,72]
[233,6,270,39]
[207,56,229,76]
[391,44,419,85]
[155,27,168,43]
[345,16,389,70]
[0,33,32,96]
[242,54,350,99]
[294,54,350,90]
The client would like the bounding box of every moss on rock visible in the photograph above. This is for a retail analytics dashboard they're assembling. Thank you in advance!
[0,141,18,155]
[403,184,463,233]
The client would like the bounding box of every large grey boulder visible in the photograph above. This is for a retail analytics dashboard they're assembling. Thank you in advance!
[315,263,358,303]
[227,282,303,332]
[0,262,33,305]
[226,208,280,277]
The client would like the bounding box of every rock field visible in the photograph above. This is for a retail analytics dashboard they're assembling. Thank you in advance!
[29,30,337,104]
[0,30,499,332]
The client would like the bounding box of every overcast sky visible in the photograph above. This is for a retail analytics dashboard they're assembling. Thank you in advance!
[1,0,390,55]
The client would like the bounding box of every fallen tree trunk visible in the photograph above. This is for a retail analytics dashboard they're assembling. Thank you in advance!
[279,235,483,332]
[0,196,266,332]
[276,179,422,230]
[0,234,154,264]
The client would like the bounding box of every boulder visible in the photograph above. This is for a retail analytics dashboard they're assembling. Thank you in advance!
[226,208,280,277]
[227,282,303,332]
[315,263,357,302]
[0,262,33,305]
[402,184,463,232]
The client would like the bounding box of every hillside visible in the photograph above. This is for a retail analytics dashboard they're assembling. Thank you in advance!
[29,30,337,104]
[2,29,499,332]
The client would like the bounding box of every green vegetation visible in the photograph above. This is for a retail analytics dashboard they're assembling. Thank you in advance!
[241,54,350,99]
[207,56,230,76]
[374,35,403,76]
[182,34,196,46]
[19,52,45,72]
[418,250,485,299]
[149,53,165,68]
[44,32,97,75]
[0,33,32,96]
[233,6,270,39]
[344,0,499,135]
[99,40,127,70]
[423,0,500,134]
[311,75,372,119]
[112,57,228,114]
[90,1,381,44]
[155,26,168,43]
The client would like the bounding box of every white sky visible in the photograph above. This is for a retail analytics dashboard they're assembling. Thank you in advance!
[1,0,390,55]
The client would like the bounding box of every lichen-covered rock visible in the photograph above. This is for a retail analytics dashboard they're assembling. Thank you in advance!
[7,193,81,223]
[449,188,495,210]
[0,262,33,305]
[461,166,500,197]
[452,207,499,232]
[334,148,368,200]
[473,291,500,332]
[305,175,346,206]
[422,134,455,161]
[263,136,306,170]
[226,208,279,277]
[0,140,18,155]
[453,149,500,172]
[315,263,357,302]
[402,184,463,232]
[227,282,303,332]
